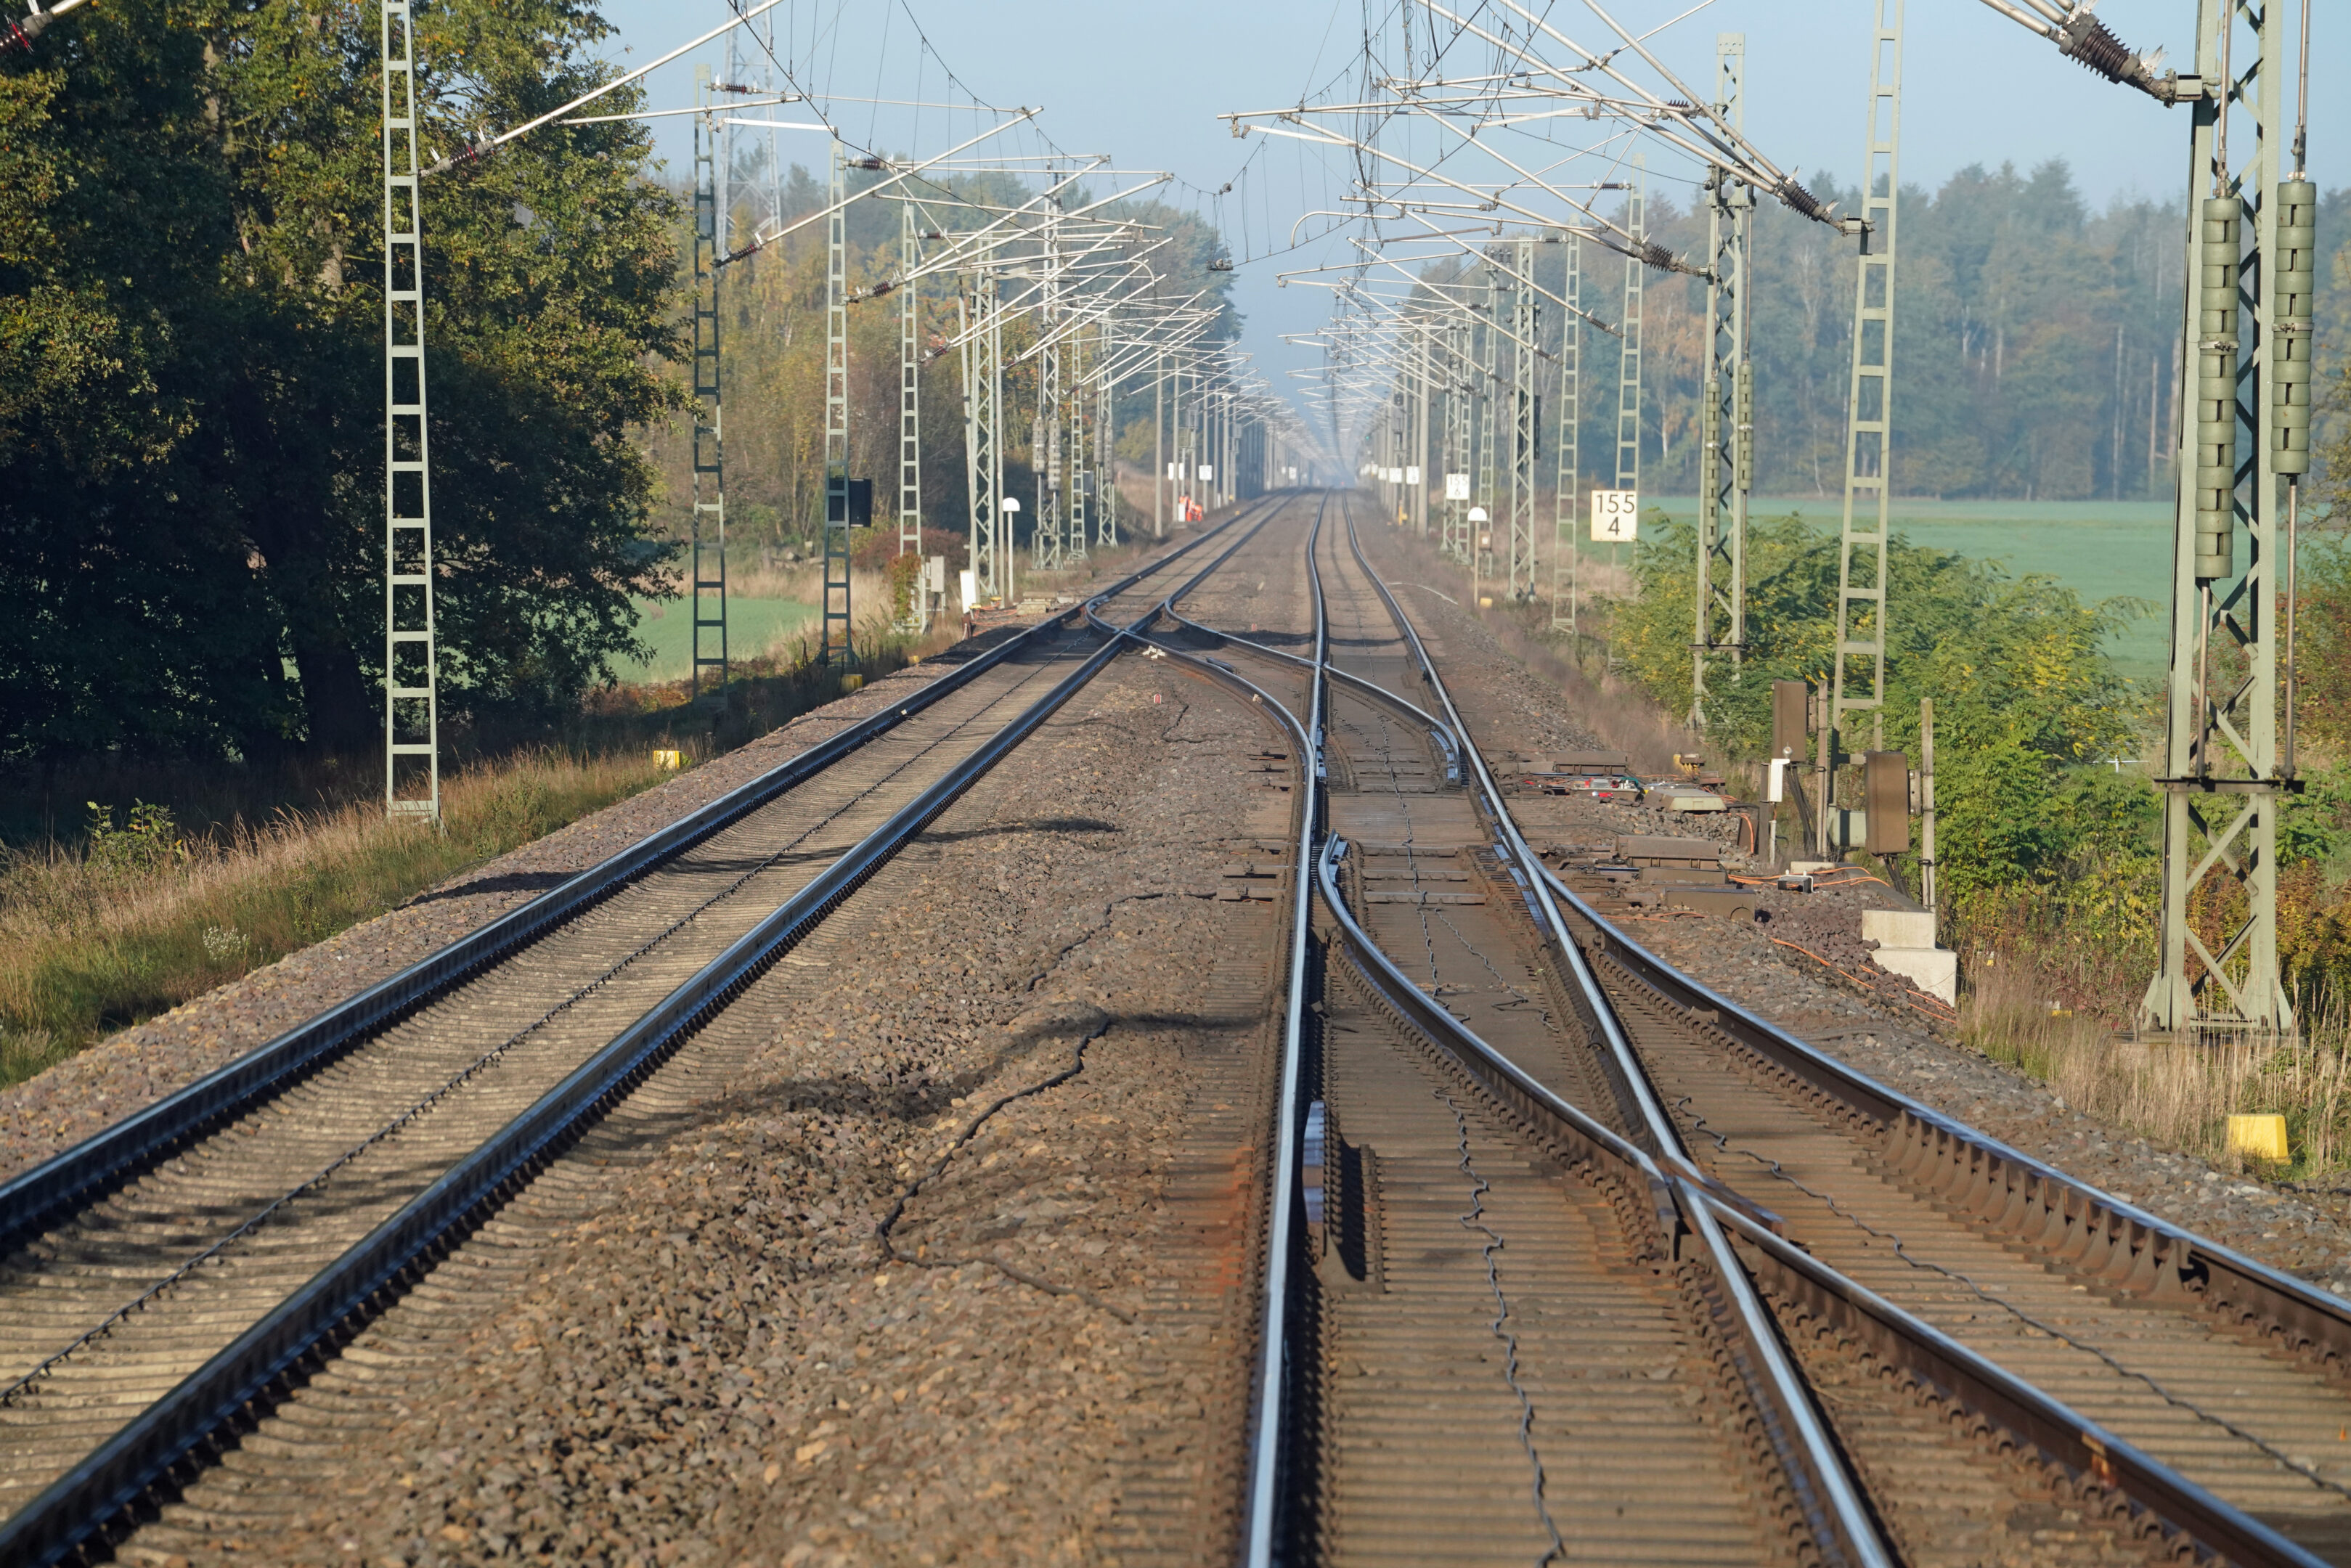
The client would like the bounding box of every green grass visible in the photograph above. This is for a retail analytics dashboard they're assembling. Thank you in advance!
[1642,497,2172,679]
[622,596,821,683]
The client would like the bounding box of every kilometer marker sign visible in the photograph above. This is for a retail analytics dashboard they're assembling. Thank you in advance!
[1589,489,1638,542]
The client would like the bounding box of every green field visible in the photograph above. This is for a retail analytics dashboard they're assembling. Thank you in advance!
[620,597,820,683]
[1644,497,2174,679]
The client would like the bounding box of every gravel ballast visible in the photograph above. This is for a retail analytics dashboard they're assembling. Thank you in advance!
[0,632,1050,1185]
[112,650,1295,1568]
[1352,515,2351,1299]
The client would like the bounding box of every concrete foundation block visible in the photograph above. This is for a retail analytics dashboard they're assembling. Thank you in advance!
[1873,945,1957,1005]
[1862,910,1939,949]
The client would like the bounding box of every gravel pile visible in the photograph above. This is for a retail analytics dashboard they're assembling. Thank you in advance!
[1350,517,2351,1299]
[118,653,1293,1568]
[0,628,1040,1184]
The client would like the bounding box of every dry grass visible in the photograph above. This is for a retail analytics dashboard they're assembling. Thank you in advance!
[1963,957,2351,1177]
[0,520,1210,1087]
[0,751,675,1087]
[1368,520,1702,777]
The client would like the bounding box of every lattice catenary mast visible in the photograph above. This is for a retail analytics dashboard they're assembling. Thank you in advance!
[2143,0,2310,1032]
[690,69,730,702]
[382,0,440,822]
[1507,233,1539,601]
[820,136,854,667]
[1551,234,1581,632]
[1692,34,1752,728]
[1825,0,1904,844]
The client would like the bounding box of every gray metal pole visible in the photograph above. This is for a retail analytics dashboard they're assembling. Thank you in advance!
[382,0,440,822]
[1509,234,1538,600]
[2144,0,2292,1033]
[820,136,852,667]
[689,88,730,703]
[897,203,924,630]
[1694,33,1751,727]
[1827,6,1902,841]
[1551,234,1581,632]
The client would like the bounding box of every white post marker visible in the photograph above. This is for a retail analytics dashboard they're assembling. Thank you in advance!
[1589,488,1639,542]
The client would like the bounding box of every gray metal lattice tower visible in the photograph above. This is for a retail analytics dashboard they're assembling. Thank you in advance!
[1475,261,1499,573]
[1096,314,1118,547]
[690,79,730,702]
[897,203,924,631]
[1033,183,1064,573]
[1152,344,1165,537]
[382,0,439,822]
[1507,234,1539,600]
[1827,1,1904,804]
[1615,160,1646,499]
[2143,0,2299,1032]
[1411,319,1431,535]
[959,267,1003,602]
[1067,317,1089,562]
[820,136,854,667]
[1551,233,1582,632]
[1692,34,1752,727]
[1444,310,1470,559]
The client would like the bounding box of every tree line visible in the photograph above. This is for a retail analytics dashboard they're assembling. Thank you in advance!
[635,159,1236,564]
[1433,159,2347,507]
[1,0,682,766]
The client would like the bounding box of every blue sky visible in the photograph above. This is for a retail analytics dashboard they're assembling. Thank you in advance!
[596,1,2340,419]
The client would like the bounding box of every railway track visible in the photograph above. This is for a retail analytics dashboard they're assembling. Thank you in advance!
[1194,491,2348,1566]
[1157,499,1877,1565]
[0,499,1289,1567]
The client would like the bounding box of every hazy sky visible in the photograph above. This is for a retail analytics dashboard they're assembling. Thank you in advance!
[598,0,2339,420]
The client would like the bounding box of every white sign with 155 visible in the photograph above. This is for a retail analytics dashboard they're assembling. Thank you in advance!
[1589,489,1639,542]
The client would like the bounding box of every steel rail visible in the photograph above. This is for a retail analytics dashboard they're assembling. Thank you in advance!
[0,503,1282,1568]
[1539,854,2351,1396]
[1310,833,1888,1568]
[1310,498,1891,1567]
[1333,503,1693,1171]
[1335,492,2328,1567]
[1241,495,1324,1568]
[1183,508,1759,1214]
[1703,1193,2328,1568]
[0,510,1258,1259]
[1176,499,1883,1563]
[1080,489,1324,1568]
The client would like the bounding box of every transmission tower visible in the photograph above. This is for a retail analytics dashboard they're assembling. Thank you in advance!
[1826,1,1904,830]
[820,136,854,667]
[1507,233,1539,600]
[381,0,439,822]
[1692,34,1752,727]
[690,73,730,702]
[1551,233,1582,632]
[2144,0,2306,1032]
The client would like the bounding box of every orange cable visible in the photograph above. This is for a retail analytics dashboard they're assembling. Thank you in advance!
[1771,936,1879,990]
